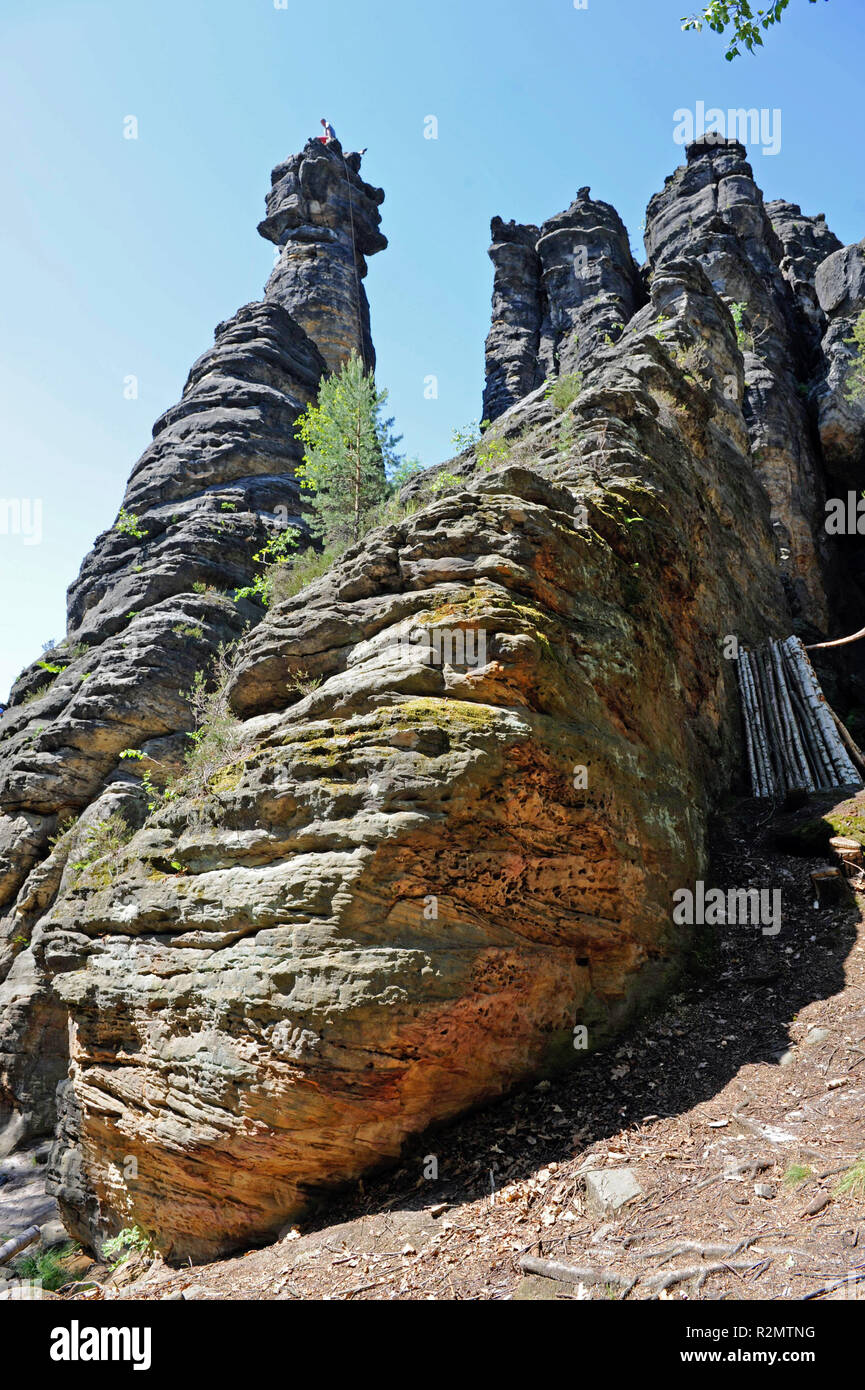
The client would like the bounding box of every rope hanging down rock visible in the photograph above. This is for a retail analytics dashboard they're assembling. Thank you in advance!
[737,636,864,798]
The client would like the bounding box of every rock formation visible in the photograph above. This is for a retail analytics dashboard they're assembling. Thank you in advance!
[482,219,544,423]
[259,139,386,374]
[483,191,644,423]
[44,253,790,1258]
[0,141,378,1154]
[643,139,834,632]
[765,199,841,350]
[815,238,865,486]
[1,137,863,1260]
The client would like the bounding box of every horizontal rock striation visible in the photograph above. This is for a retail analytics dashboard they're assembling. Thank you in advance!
[482,192,644,423]
[0,144,376,1153]
[43,257,789,1259]
[3,136,864,1258]
[765,199,842,352]
[815,238,865,487]
[484,140,862,638]
[644,138,834,632]
[259,139,386,374]
[482,219,544,423]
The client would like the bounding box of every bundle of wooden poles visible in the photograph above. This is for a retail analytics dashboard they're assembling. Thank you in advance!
[737,636,865,798]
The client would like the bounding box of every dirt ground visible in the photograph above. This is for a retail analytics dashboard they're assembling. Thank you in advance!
[47,793,865,1301]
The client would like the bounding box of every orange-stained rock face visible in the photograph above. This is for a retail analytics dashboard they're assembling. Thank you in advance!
[6,137,860,1262]
[37,256,791,1259]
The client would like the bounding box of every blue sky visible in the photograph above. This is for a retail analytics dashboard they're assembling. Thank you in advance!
[1,0,861,700]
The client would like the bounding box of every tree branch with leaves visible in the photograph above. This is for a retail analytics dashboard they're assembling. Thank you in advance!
[681,1,827,61]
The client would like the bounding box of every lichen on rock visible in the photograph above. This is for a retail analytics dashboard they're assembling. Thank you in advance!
[1,136,862,1259]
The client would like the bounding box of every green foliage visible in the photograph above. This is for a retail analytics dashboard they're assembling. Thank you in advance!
[59,641,89,661]
[234,527,300,607]
[782,1163,813,1186]
[476,434,510,470]
[172,624,205,639]
[387,455,425,488]
[181,643,250,798]
[729,301,754,352]
[364,493,424,531]
[671,342,714,386]
[450,422,482,452]
[115,508,147,540]
[49,814,80,849]
[22,682,52,704]
[37,659,68,676]
[844,310,865,402]
[558,416,576,456]
[295,353,394,547]
[835,1157,865,1199]
[545,372,584,411]
[429,469,464,495]
[681,1,822,61]
[102,1226,153,1265]
[267,542,344,605]
[69,813,134,885]
[15,1246,78,1292]
[286,668,323,696]
[119,749,170,813]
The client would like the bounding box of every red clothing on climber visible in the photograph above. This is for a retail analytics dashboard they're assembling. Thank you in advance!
[319,119,337,144]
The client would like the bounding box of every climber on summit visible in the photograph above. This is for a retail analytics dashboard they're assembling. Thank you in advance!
[319,118,337,144]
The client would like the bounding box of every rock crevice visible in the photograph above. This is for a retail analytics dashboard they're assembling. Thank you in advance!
[1,138,863,1260]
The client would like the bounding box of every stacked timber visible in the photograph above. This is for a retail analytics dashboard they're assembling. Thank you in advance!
[737,636,864,798]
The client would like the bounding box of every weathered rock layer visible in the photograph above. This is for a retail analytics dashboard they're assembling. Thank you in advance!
[48,258,788,1258]
[1,138,863,1259]
[0,144,377,1154]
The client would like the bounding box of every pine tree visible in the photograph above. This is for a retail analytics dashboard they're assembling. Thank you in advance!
[295,353,397,546]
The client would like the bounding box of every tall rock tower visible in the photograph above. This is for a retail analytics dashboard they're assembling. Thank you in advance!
[482,192,645,423]
[644,137,832,630]
[258,139,387,374]
[0,143,385,1153]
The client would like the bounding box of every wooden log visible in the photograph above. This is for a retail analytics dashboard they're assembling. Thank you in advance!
[761,643,801,791]
[739,652,773,796]
[782,641,846,786]
[810,867,850,907]
[829,706,865,778]
[736,655,761,796]
[738,652,768,796]
[770,640,814,791]
[829,835,864,877]
[783,637,860,786]
[752,646,789,792]
[805,623,865,652]
[782,660,833,789]
[0,1225,40,1267]
[744,650,775,795]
